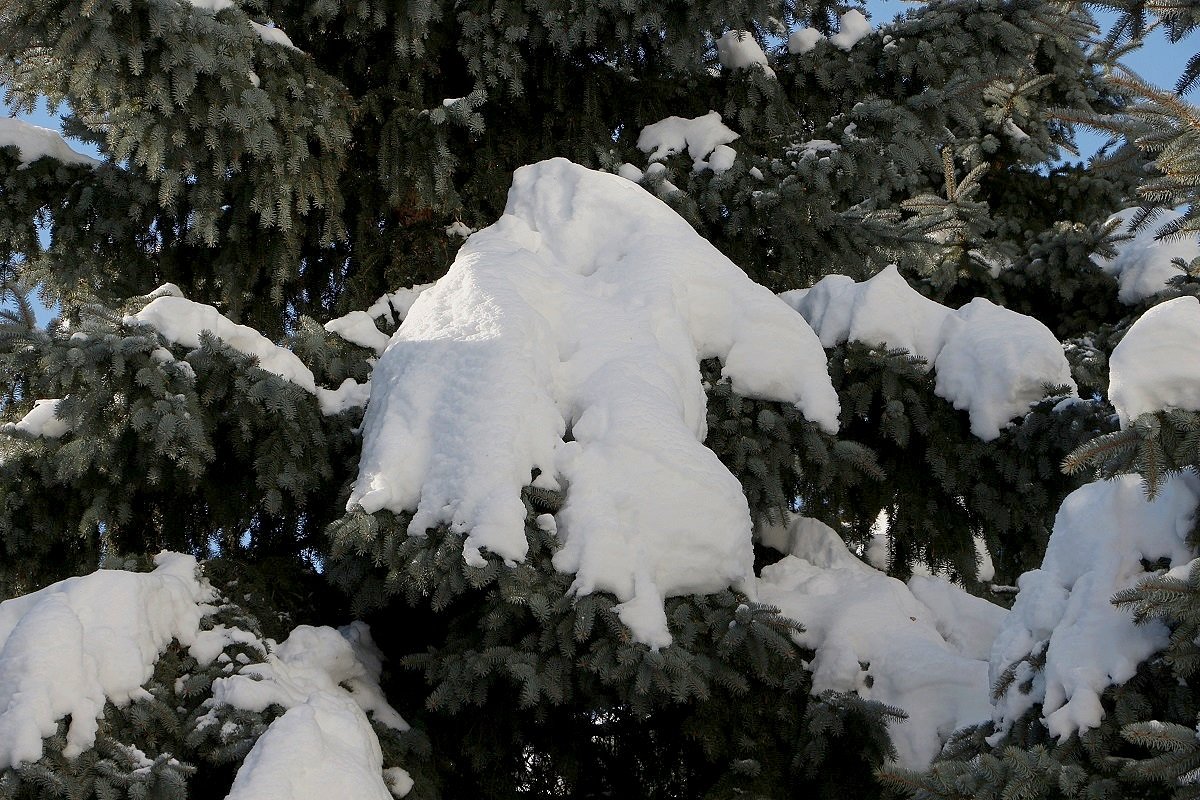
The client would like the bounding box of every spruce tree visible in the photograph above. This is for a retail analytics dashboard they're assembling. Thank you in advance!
[0,0,1191,798]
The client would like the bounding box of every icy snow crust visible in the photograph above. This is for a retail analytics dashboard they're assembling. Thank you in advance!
[756,517,1004,767]
[1109,295,1200,425]
[784,266,1076,440]
[0,554,211,769]
[990,474,1200,740]
[1098,208,1198,304]
[0,117,99,167]
[351,158,838,647]
[214,623,410,800]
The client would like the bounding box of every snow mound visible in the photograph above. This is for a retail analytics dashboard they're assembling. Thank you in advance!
[784,268,1075,440]
[128,290,368,415]
[0,118,99,168]
[788,27,824,54]
[716,31,774,76]
[636,111,740,175]
[350,158,838,647]
[214,623,410,800]
[6,398,70,438]
[0,554,211,769]
[830,10,872,50]
[935,298,1075,440]
[1109,296,1200,425]
[990,474,1200,740]
[1097,208,1198,304]
[756,517,1001,767]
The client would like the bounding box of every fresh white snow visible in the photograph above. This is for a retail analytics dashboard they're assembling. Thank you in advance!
[128,290,369,415]
[715,31,774,76]
[784,267,1075,439]
[829,10,873,50]
[1108,295,1200,425]
[990,474,1200,740]
[756,516,1003,768]
[0,118,99,168]
[325,311,391,354]
[636,111,740,175]
[1097,208,1198,304]
[212,623,410,800]
[349,158,838,647]
[7,398,70,438]
[0,554,212,769]
[788,28,824,54]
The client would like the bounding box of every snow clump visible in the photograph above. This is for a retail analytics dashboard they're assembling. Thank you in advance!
[830,10,873,50]
[349,157,838,648]
[127,288,369,415]
[782,266,1075,440]
[716,30,774,76]
[1097,208,1198,303]
[1108,295,1200,425]
[636,111,740,175]
[0,554,212,769]
[756,516,1004,767]
[211,623,411,800]
[0,118,99,168]
[990,473,1200,740]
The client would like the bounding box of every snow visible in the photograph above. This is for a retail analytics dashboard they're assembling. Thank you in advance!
[186,0,299,50]
[715,31,774,76]
[7,398,69,438]
[756,516,1001,767]
[0,554,212,769]
[128,290,368,415]
[349,158,837,647]
[935,298,1075,441]
[1108,295,1200,425]
[782,266,951,364]
[784,268,1076,440]
[325,310,391,354]
[214,623,409,800]
[445,221,474,238]
[365,285,434,326]
[788,28,824,54]
[990,474,1200,740]
[0,118,99,168]
[636,111,740,174]
[829,10,872,50]
[1097,208,1198,303]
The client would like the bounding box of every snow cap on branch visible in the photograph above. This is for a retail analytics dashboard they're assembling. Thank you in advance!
[350,158,837,647]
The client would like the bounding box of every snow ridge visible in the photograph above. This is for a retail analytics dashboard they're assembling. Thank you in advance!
[350,157,838,647]
[783,266,1076,440]
[0,118,99,168]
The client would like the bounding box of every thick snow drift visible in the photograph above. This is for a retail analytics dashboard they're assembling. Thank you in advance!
[756,517,1003,768]
[0,554,211,769]
[0,118,99,167]
[211,623,409,800]
[1108,295,1200,425]
[350,158,838,647]
[1098,208,1198,304]
[784,267,1075,440]
[990,474,1200,740]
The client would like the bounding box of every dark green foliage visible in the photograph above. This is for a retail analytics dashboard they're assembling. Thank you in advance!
[329,491,901,798]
